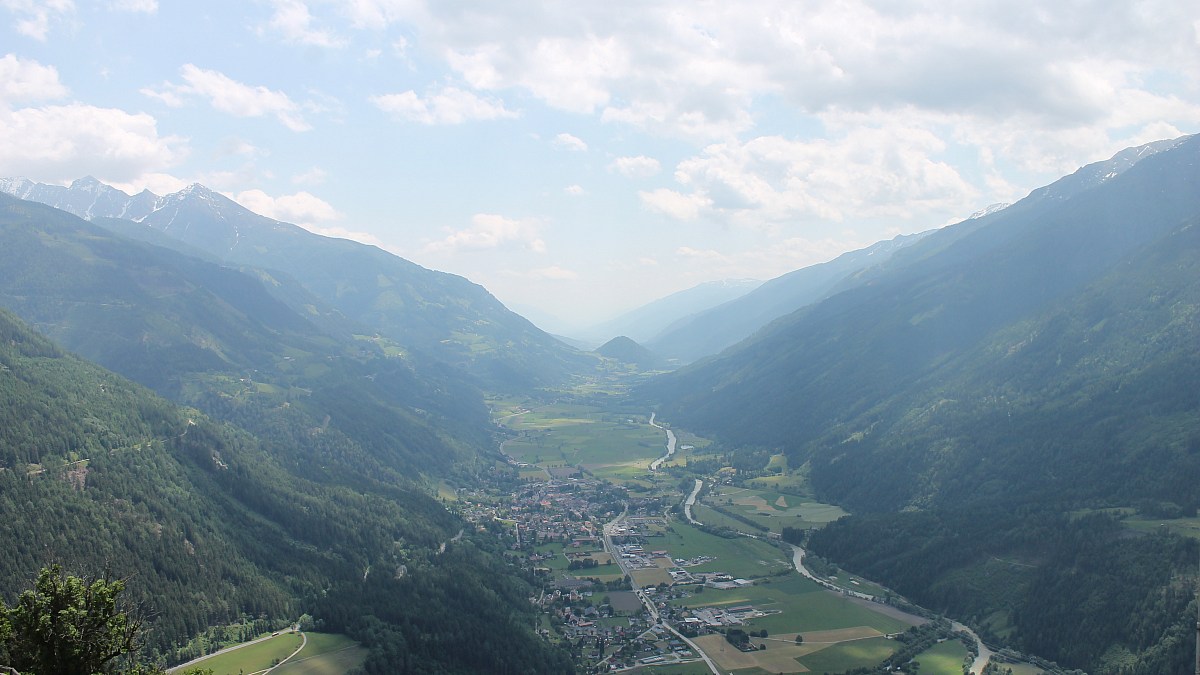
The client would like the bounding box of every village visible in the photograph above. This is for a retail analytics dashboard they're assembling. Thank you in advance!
[455,471,791,673]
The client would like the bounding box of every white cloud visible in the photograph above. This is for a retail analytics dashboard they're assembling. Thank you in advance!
[291,167,328,185]
[263,0,345,48]
[424,213,546,254]
[639,188,711,221]
[143,64,311,131]
[608,155,661,178]
[0,103,185,183]
[553,132,587,151]
[648,122,978,227]
[232,188,342,225]
[108,0,155,13]
[0,53,67,103]
[341,0,421,30]
[564,184,584,196]
[371,0,1199,151]
[1,0,74,40]
[448,34,625,114]
[371,86,517,124]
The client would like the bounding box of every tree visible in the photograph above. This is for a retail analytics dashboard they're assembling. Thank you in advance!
[1,565,159,675]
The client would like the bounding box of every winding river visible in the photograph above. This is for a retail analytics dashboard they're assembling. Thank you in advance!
[648,412,677,471]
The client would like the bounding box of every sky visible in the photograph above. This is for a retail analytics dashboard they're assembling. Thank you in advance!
[1,1,1198,332]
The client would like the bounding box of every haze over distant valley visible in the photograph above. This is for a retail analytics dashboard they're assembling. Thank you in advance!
[1,2,1200,675]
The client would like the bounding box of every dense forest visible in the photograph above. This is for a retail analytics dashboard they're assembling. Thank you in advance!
[0,306,570,671]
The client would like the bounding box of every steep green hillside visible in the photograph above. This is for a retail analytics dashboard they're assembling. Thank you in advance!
[0,194,489,482]
[68,183,594,390]
[0,307,572,672]
[649,135,1200,477]
[644,135,1200,674]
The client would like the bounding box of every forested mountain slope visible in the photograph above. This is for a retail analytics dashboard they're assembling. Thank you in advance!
[0,194,489,483]
[0,177,594,390]
[0,308,573,672]
[648,134,1199,477]
[644,135,1200,674]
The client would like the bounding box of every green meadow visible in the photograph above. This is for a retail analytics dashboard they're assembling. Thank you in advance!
[657,522,791,578]
[497,404,668,482]
[911,638,970,674]
[175,632,303,674]
[673,575,912,636]
[701,486,848,533]
[172,633,364,675]
[796,636,898,673]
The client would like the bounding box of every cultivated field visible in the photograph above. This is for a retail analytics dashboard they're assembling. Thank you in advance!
[656,523,792,578]
[910,638,970,674]
[703,486,848,533]
[273,634,367,674]
[673,575,914,636]
[177,632,303,675]
[174,632,364,675]
[796,635,897,673]
[496,404,669,482]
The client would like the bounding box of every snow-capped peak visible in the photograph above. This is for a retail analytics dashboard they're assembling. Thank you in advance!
[968,203,1011,219]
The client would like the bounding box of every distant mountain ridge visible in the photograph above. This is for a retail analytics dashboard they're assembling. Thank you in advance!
[575,278,762,346]
[0,177,594,389]
[646,232,928,363]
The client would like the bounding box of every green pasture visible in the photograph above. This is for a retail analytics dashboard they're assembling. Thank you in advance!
[912,638,970,674]
[1122,515,1200,539]
[274,634,367,674]
[674,575,911,636]
[700,487,847,533]
[692,503,761,533]
[497,404,669,482]
[177,631,303,674]
[658,523,790,578]
[796,636,897,673]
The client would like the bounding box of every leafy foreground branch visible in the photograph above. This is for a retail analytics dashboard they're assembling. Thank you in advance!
[0,565,207,675]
